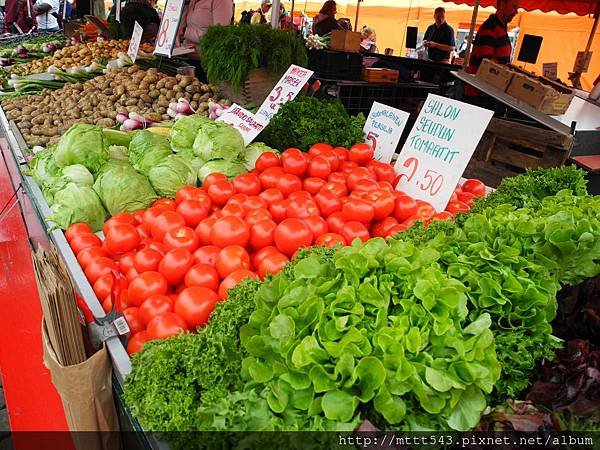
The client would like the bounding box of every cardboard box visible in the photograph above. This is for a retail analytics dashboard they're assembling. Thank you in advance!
[506,72,574,115]
[362,68,399,83]
[330,30,362,53]
[476,59,514,91]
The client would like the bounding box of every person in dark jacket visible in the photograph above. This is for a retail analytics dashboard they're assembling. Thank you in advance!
[423,7,455,63]
[109,0,159,42]
[312,0,340,36]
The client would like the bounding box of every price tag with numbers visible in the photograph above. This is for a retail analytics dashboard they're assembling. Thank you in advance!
[363,102,410,164]
[256,65,314,124]
[153,0,185,58]
[393,94,493,212]
[127,21,143,63]
[217,104,268,146]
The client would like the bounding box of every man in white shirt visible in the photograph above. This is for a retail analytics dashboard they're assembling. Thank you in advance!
[33,0,60,31]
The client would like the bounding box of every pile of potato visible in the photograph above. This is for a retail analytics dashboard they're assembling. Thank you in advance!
[2,66,225,146]
[10,40,130,76]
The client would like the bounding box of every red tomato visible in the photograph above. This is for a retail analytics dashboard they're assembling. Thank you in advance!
[126,267,140,283]
[143,207,167,227]
[159,248,194,286]
[127,331,150,355]
[128,271,169,306]
[103,213,136,236]
[367,189,395,220]
[203,173,228,189]
[461,179,486,197]
[255,152,281,172]
[314,190,342,218]
[139,295,174,326]
[353,178,379,193]
[303,177,326,195]
[332,147,349,162]
[259,166,285,190]
[258,252,289,279]
[416,201,436,220]
[232,173,261,196]
[245,208,272,226]
[195,216,218,246]
[193,245,220,266]
[70,233,102,255]
[136,223,151,240]
[276,173,303,197]
[133,248,162,273]
[446,201,470,214]
[242,196,267,211]
[370,163,396,184]
[249,219,277,250]
[258,188,284,205]
[315,232,346,247]
[274,218,313,256]
[218,269,258,299]
[93,273,128,300]
[348,143,374,165]
[347,167,376,191]
[318,148,340,172]
[303,216,328,237]
[141,239,166,255]
[308,143,334,155]
[307,156,331,179]
[215,245,251,278]
[84,257,119,285]
[105,223,140,255]
[393,195,418,222]
[340,221,370,244]
[386,223,409,237]
[371,217,398,237]
[76,246,107,269]
[176,200,209,228]
[151,211,185,242]
[184,263,219,290]
[457,192,476,207]
[146,312,188,340]
[269,199,289,223]
[431,211,454,221]
[207,180,235,207]
[153,198,177,211]
[281,148,308,177]
[286,198,320,219]
[220,203,245,218]
[65,222,93,242]
[122,307,145,335]
[288,191,313,202]
[210,216,249,248]
[326,211,346,234]
[226,193,248,209]
[339,160,359,174]
[252,245,279,267]
[328,172,348,185]
[342,198,375,224]
[175,287,220,328]
[176,186,201,204]
[320,181,348,198]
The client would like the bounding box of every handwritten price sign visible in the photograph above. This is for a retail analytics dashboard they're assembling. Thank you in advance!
[256,65,313,123]
[363,102,410,164]
[153,0,185,58]
[393,94,493,211]
[127,21,143,63]
[217,104,268,146]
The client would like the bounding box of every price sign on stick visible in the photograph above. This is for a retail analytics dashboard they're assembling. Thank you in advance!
[127,21,143,63]
[256,65,314,123]
[115,0,121,22]
[153,0,185,58]
[394,94,493,212]
[363,102,410,164]
[217,104,268,146]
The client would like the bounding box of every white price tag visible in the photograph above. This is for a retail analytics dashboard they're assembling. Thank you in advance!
[113,316,130,336]
[363,102,410,164]
[256,65,314,123]
[115,0,121,22]
[542,62,558,80]
[153,0,185,58]
[127,21,143,62]
[393,94,493,212]
[217,104,268,146]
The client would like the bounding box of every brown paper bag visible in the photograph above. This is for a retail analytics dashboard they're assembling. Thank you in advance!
[43,320,121,450]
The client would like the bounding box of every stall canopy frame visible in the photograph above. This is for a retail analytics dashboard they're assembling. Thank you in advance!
[442,0,600,88]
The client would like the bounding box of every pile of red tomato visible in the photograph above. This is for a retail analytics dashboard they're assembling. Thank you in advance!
[64,143,487,356]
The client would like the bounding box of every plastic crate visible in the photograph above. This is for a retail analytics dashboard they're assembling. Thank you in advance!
[307,50,363,81]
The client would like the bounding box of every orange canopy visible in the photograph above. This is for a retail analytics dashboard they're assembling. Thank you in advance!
[442,0,599,16]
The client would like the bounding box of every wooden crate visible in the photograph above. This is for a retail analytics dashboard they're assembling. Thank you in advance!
[219,68,277,106]
[330,30,362,53]
[362,68,399,84]
[463,118,575,187]
[506,72,574,115]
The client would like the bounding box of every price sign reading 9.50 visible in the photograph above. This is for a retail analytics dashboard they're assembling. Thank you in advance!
[394,94,493,212]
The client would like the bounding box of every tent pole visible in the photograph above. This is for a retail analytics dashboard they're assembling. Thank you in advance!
[571,0,600,88]
[354,0,362,32]
[271,0,281,28]
[462,0,480,70]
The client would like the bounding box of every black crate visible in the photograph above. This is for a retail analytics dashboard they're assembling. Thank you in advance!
[307,50,363,81]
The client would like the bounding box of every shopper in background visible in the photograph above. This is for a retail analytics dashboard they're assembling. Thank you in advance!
[360,25,377,53]
[111,0,159,41]
[464,0,519,103]
[4,0,35,32]
[33,0,60,31]
[423,7,455,64]
[250,0,271,24]
[312,0,340,36]
[180,0,233,58]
